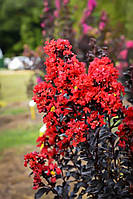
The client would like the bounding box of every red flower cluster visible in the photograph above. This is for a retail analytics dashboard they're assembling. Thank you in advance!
[88,57,125,114]
[24,152,61,189]
[117,107,133,151]
[24,39,125,190]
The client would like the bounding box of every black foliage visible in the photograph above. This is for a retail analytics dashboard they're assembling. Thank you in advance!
[79,37,108,65]
[121,64,133,104]
[35,187,50,199]
[35,122,133,198]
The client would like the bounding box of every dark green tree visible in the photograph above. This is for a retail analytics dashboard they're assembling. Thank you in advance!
[0,0,43,56]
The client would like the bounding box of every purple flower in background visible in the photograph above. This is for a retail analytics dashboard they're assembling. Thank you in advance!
[44,7,49,12]
[87,0,97,11]
[63,0,69,5]
[43,0,49,12]
[83,24,92,34]
[55,0,61,10]
[42,30,46,36]
[40,22,45,28]
[54,0,61,17]
[99,11,107,31]
[85,9,92,18]
[43,0,48,7]
[119,49,128,60]
[101,11,107,21]
[54,10,59,17]
[49,15,54,22]
[36,77,43,84]
[99,21,105,31]
[126,41,133,48]
[81,0,97,25]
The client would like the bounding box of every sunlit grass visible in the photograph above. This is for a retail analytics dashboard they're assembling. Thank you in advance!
[0,123,40,151]
[0,106,29,116]
[0,70,35,103]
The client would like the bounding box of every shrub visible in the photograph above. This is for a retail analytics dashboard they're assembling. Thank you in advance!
[24,39,133,199]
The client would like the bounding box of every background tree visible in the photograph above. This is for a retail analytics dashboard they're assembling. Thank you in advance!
[0,0,43,56]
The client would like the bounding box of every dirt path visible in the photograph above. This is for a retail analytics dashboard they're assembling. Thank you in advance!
[0,146,35,199]
[0,102,41,132]
[0,113,30,132]
[0,102,41,199]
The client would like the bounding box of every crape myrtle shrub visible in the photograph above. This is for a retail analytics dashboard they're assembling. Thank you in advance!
[24,39,133,199]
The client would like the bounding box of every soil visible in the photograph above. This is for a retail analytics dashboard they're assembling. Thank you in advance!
[0,102,41,131]
[0,102,41,199]
[0,147,35,199]
[0,114,29,131]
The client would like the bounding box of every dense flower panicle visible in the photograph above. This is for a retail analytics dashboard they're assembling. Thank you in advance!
[33,81,56,113]
[87,57,125,114]
[88,57,119,82]
[70,57,124,117]
[64,120,88,147]
[44,39,86,89]
[117,107,133,151]
[24,152,61,189]
[25,39,128,190]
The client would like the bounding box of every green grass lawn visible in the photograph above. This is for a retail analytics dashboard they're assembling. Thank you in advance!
[0,70,35,103]
[0,106,29,116]
[0,104,41,151]
[0,70,41,151]
[0,123,40,151]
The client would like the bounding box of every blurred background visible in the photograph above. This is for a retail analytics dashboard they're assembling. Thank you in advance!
[0,0,133,198]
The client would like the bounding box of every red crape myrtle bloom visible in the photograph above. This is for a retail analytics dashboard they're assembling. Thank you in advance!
[24,39,126,190]
[117,107,133,151]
